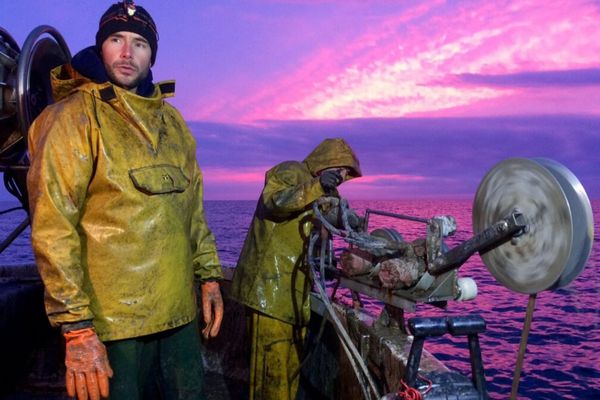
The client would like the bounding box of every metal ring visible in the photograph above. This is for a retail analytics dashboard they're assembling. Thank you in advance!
[16,25,71,136]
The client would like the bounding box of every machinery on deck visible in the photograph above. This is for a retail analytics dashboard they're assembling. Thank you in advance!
[310,195,523,312]
[308,158,594,399]
[310,158,593,304]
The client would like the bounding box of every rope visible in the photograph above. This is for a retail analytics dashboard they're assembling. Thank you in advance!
[397,375,432,400]
[397,380,422,400]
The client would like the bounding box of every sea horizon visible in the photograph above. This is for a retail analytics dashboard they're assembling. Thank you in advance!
[0,198,597,399]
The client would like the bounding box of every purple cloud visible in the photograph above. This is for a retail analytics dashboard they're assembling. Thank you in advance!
[457,69,600,87]
[191,115,600,200]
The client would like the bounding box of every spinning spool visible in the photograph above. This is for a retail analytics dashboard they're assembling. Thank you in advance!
[472,157,594,294]
[472,157,594,399]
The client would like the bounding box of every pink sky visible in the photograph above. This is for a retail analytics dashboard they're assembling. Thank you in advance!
[186,0,600,121]
[2,0,599,200]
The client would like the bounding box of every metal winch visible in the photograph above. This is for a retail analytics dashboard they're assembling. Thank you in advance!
[309,157,593,308]
[308,157,594,400]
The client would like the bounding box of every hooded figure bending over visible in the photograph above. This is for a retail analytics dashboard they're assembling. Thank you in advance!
[231,138,362,400]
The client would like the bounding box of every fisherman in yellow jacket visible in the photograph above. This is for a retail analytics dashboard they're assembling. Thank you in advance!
[231,138,362,400]
[27,2,223,399]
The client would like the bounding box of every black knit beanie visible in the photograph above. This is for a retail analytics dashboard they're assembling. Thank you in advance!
[95,1,158,65]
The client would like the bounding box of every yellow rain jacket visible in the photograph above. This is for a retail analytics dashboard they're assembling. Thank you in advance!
[27,65,222,341]
[230,138,361,326]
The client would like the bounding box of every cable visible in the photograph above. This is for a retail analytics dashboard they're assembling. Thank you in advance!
[311,269,379,400]
[310,250,381,399]
[310,198,381,399]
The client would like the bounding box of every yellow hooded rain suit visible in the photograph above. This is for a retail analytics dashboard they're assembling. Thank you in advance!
[230,138,361,399]
[27,65,223,342]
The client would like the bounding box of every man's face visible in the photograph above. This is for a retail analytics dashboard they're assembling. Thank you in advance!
[319,167,349,179]
[101,31,152,92]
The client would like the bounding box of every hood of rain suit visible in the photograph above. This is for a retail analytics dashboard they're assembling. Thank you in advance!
[303,138,362,178]
[230,138,361,325]
[27,63,222,341]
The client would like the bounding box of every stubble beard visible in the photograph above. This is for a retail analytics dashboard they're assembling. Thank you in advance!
[106,61,149,91]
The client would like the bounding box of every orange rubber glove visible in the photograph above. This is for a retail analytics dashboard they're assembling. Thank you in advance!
[64,327,113,400]
[201,281,224,339]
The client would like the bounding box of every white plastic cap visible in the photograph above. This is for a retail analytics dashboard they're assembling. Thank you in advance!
[455,277,478,301]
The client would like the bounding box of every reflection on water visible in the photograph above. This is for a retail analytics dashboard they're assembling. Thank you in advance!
[1,199,598,399]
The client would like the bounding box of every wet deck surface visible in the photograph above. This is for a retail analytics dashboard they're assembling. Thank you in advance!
[2,372,248,400]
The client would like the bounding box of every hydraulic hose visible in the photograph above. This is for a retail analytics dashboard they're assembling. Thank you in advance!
[309,227,381,399]
[311,266,381,400]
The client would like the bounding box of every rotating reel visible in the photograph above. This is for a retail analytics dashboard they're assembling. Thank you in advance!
[0,25,71,164]
[473,158,594,294]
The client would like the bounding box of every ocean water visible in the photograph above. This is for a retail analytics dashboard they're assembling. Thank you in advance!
[1,199,598,400]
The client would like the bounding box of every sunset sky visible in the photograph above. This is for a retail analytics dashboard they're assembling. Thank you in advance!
[2,0,599,200]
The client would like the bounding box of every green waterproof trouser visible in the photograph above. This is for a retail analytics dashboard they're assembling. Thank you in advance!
[104,320,206,400]
[249,311,306,400]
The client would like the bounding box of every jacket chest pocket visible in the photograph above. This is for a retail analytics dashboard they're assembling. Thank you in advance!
[129,164,190,195]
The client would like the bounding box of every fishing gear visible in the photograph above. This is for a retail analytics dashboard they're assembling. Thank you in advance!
[308,156,595,399]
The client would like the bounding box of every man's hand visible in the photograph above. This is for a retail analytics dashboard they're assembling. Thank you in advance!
[201,281,224,339]
[319,168,345,194]
[64,327,113,400]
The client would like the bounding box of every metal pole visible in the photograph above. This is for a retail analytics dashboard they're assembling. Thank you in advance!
[510,293,537,400]
[467,333,488,398]
[0,216,30,254]
[365,208,429,223]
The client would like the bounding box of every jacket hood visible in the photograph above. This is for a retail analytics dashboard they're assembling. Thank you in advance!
[50,64,92,102]
[303,138,362,178]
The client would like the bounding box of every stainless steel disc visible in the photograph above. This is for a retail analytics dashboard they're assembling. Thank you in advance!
[473,158,576,294]
[17,25,71,136]
[533,158,594,289]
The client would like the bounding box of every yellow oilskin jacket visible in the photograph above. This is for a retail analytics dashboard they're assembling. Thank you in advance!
[27,65,222,341]
[230,138,361,326]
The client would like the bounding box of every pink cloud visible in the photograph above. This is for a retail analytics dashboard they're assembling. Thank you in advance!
[410,86,600,117]
[204,169,427,185]
[189,0,600,122]
[201,169,431,200]
[349,174,427,184]
[201,167,268,184]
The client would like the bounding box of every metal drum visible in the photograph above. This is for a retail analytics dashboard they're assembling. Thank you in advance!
[1,25,70,159]
[0,25,70,208]
[472,158,594,294]
[16,25,71,136]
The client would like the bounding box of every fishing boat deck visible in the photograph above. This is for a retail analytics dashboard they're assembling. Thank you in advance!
[1,264,457,399]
